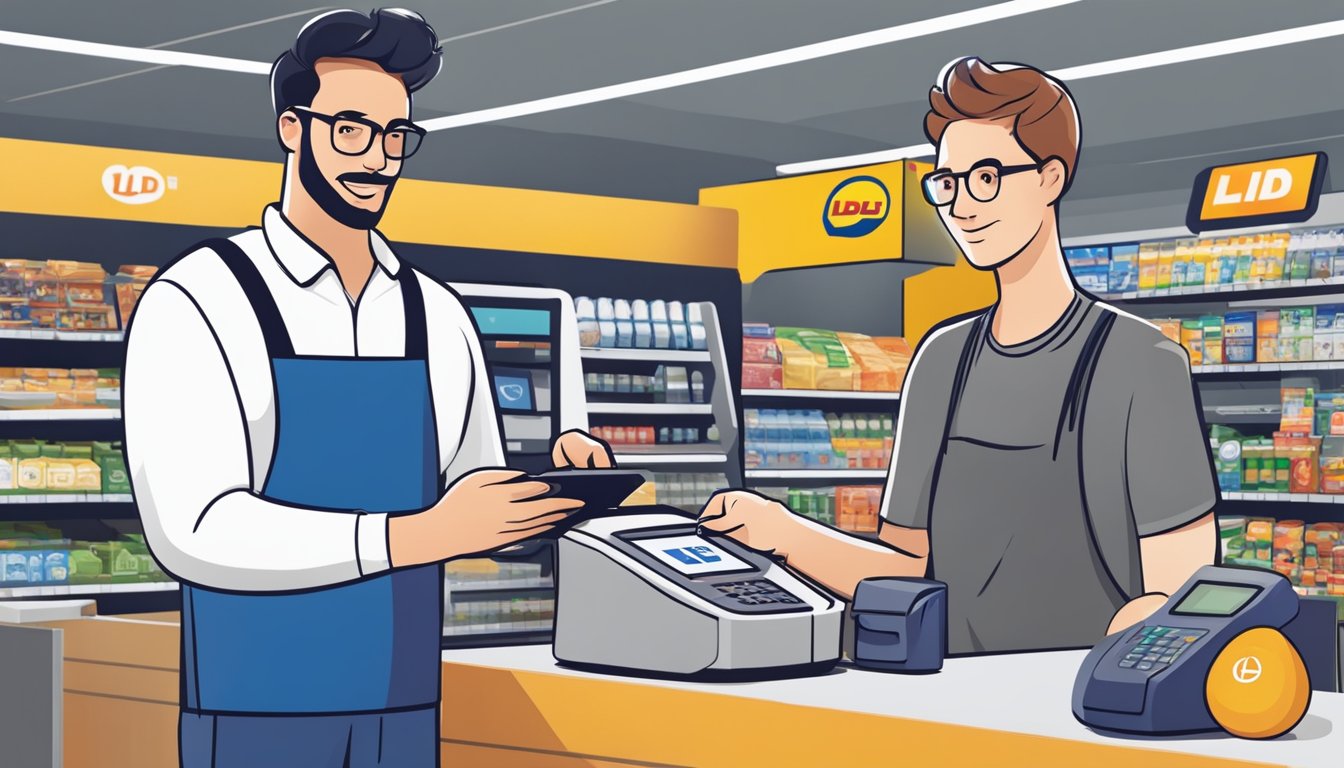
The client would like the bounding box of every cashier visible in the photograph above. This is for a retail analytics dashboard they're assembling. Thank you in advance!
[702,58,1219,655]
[123,9,610,767]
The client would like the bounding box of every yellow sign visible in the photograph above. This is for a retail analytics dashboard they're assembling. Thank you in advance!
[1188,152,1327,232]
[702,161,936,283]
[0,137,736,270]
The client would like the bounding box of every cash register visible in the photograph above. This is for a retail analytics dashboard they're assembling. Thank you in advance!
[1073,565,1311,739]
[553,509,843,678]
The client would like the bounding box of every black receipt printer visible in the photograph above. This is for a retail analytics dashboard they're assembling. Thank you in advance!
[851,577,947,673]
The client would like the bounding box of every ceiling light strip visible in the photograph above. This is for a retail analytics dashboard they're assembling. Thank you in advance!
[777,18,1344,175]
[419,0,1082,131]
[0,30,271,74]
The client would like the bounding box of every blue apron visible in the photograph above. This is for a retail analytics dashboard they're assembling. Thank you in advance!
[180,238,442,717]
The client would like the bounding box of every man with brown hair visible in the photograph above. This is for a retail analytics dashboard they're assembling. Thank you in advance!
[700,58,1218,655]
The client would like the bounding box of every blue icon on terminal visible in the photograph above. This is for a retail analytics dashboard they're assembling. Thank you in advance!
[663,546,722,565]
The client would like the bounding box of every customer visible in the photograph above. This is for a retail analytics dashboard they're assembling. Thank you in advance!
[700,58,1218,655]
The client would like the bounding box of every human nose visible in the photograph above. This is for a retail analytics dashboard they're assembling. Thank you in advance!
[362,137,388,172]
[948,178,976,220]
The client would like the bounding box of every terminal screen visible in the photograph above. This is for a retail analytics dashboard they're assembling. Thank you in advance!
[633,535,755,576]
[1171,582,1258,616]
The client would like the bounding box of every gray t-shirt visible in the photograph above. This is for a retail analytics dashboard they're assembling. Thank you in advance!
[881,295,1217,653]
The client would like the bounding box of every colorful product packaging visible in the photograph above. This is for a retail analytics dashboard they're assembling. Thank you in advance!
[1138,242,1159,292]
[1223,311,1256,364]
[1180,320,1204,366]
[1108,244,1139,294]
[1201,315,1223,365]
[1320,437,1344,493]
[1257,310,1280,363]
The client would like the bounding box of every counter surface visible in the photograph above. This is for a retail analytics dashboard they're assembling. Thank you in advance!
[441,644,1344,768]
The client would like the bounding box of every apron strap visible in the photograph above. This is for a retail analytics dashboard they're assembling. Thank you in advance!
[206,238,296,359]
[397,269,429,360]
[1052,308,1118,459]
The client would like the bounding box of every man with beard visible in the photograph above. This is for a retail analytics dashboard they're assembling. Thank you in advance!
[123,9,612,766]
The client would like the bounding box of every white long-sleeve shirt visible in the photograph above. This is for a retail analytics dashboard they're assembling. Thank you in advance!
[123,205,505,592]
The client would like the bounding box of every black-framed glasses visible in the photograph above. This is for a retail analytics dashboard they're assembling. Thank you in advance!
[291,106,426,160]
[922,159,1042,206]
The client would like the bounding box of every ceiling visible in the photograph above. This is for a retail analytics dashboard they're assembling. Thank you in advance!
[3,0,1343,236]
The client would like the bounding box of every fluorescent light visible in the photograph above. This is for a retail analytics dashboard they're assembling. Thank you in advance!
[0,30,271,74]
[777,19,1344,176]
[419,0,1082,131]
[776,144,936,176]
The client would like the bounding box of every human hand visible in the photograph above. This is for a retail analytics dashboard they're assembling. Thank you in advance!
[389,469,581,566]
[551,429,614,469]
[696,489,799,557]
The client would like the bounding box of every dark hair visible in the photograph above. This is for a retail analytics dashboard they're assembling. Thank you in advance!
[270,8,442,117]
[925,57,1080,193]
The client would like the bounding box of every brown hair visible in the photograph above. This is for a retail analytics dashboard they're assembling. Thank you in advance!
[925,57,1080,192]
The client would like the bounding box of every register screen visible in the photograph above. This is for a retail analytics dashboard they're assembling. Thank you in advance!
[633,535,755,576]
[1171,582,1259,616]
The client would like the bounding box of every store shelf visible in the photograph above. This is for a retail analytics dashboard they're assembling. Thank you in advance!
[1220,492,1344,504]
[614,451,728,465]
[742,389,901,401]
[442,620,552,636]
[0,494,134,504]
[1192,361,1344,376]
[0,329,124,342]
[586,402,713,415]
[580,347,711,363]
[0,409,120,421]
[446,578,553,593]
[746,469,887,480]
[0,581,177,599]
[1107,277,1344,303]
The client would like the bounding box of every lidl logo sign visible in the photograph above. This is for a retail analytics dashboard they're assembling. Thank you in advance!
[823,176,890,238]
[102,164,170,205]
[1187,152,1327,233]
[663,546,722,565]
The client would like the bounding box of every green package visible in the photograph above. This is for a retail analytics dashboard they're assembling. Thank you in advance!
[96,450,131,494]
[67,547,103,585]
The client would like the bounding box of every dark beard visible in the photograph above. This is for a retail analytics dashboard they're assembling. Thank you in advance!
[297,131,397,230]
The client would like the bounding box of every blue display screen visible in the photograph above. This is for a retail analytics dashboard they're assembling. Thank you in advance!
[470,307,551,337]
[493,372,534,411]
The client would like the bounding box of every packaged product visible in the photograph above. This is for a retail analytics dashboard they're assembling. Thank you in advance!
[1201,315,1223,365]
[742,336,781,364]
[776,330,855,391]
[1321,437,1344,492]
[1286,437,1321,494]
[1279,387,1311,435]
[872,337,912,364]
[667,301,689,350]
[597,297,618,348]
[1234,237,1256,284]
[838,333,903,392]
[648,300,671,349]
[94,443,131,495]
[26,263,62,306]
[1108,244,1139,294]
[1138,242,1159,292]
[1214,238,1236,284]
[1287,233,1312,281]
[686,304,708,351]
[1171,240,1193,287]
[1223,311,1256,364]
[742,322,774,339]
[1315,306,1339,361]
[742,362,783,390]
[1156,241,1175,291]
[613,299,633,348]
[111,265,157,326]
[1211,426,1242,492]
[1220,516,1247,561]
[1258,310,1281,363]
[1155,319,1181,345]
[1180,320,1204,366]
[574,297,599,347]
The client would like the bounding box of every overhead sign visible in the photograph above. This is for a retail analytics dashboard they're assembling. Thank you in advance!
[1187,152,1328,233]
[823,176,890,238]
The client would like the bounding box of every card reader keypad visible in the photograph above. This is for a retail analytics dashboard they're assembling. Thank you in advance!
[1118,626,1208,673]
[714,579,803,606]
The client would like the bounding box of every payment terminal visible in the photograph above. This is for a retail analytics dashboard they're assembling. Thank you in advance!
[553,509,843,678]
[1073,565,1310,739]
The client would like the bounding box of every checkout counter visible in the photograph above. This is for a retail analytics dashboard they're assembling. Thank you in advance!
[2,611,1340,768]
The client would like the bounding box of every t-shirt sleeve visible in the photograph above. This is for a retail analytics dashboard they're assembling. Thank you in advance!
[1124,337,1218,536]
[881,324,965,529]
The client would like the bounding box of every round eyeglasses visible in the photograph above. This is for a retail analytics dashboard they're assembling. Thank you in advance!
[291,106,426,160]
[922,159,1043,206]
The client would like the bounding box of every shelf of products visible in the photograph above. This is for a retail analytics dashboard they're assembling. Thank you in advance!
[742,388,901,401]
[745,408,894,472]
[1151,305,1344,369]
[1210,385,1344,499]
[752,485,882,535]
[0,410,121,421]
[0,581,178,599]
[746,469,887,480]
[0,438,132,498]
[578,298,740,486]
[0,495,135,505]
[0,520,169,594]
[0,329,124,342]
[586,403,714,416]
[1066,225,1344,299]
[1218,517,1343,596]
[629,472,730,514]
[741,322,910,394]
[1,259,155,335]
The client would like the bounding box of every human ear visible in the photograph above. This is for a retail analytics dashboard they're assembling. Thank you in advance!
[1041,156,1067,205]
[277,111,303,154]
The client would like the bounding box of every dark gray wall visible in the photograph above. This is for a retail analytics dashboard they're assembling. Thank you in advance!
[741,261,935,336]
